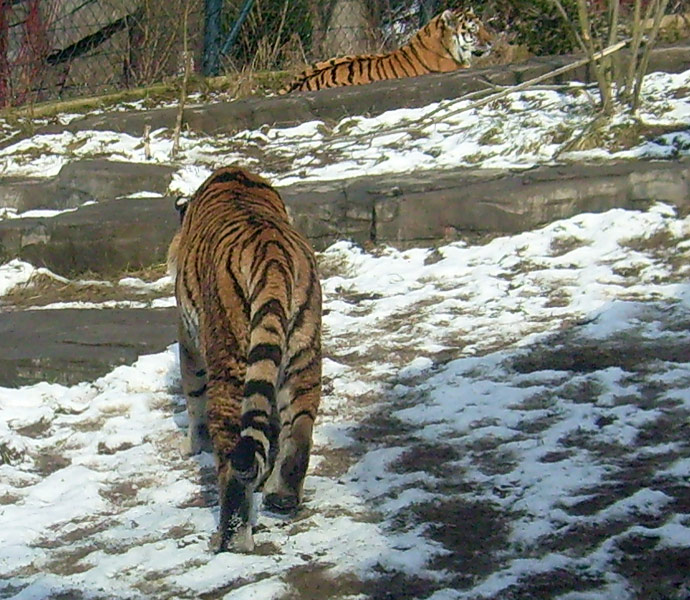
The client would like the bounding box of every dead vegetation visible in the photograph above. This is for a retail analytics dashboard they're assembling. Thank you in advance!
[1,264,171,310]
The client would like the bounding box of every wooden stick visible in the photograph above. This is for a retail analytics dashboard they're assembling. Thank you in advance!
[171,0,192,159]
[344,40,629,144]
[444,39,629,119]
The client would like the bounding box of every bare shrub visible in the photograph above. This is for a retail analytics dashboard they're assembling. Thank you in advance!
[548,0,673,114]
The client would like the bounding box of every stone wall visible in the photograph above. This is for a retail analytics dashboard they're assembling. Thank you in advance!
[1,158,689,276]
[33,41,690,138]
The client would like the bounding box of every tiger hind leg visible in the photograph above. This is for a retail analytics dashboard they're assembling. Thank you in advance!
[263,383,318,513]
[207,375,258,553]
[213,462,255,553]
[178,339,212,455]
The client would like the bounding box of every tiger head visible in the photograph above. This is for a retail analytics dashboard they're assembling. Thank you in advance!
[440,8,492,66]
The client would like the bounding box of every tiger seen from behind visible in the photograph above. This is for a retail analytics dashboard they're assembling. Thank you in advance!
[279,7,492,94]
[167,166,322,552]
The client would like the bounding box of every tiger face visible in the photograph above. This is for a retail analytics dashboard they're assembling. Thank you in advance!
[441,8,492,66]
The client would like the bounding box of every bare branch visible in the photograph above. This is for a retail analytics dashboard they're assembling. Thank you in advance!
[332,40,629,147]
[171,0,193,159]
[575,0,613,113]
[442,41,628,121]
[632,0,670,112]
[622,0,644,102]
[549,0,587,54]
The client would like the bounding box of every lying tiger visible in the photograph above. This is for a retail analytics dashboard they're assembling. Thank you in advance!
[279,7,492,94]
[168,167,322,552]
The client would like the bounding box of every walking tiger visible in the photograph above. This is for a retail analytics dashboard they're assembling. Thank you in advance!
[167,166,322,552]
[279,7,492,94]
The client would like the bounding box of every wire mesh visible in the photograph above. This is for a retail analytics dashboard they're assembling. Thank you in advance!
[1,0,208,107]
[0,0,687,108]
[0,0,449,107]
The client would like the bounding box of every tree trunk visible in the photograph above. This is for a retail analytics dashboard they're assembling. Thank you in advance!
[323,0,377,57]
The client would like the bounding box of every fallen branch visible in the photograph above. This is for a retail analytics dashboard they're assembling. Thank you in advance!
[440,39,629,121]
[344,40,629,145]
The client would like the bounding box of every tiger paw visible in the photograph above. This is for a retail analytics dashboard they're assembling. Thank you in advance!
[178,436,195,457]
[209,525,255,554]
[263,492,299,514]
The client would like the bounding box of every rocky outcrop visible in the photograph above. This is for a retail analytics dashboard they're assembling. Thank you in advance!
[32,41,690,138]
[0,308,176,386]
[0,160,175,212]
[1,158,689,276]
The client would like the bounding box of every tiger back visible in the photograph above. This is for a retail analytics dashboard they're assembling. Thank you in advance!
[167,166,322,552]
[279,7,492,94]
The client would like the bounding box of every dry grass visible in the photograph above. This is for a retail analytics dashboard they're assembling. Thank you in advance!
[0,70,290,125]
[620,227,679,254]
[317,251,357,280]
[549,235,590,257]
[560,117,685,154]
[1,264,171,310]
[473,35,532,68]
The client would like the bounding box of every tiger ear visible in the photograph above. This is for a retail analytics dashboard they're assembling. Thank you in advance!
[174,195,189,222]
[440,9,455,26]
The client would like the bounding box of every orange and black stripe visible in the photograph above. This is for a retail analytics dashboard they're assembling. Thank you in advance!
[279,7,491,94]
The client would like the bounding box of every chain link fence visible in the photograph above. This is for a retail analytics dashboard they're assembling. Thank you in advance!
[1,0,689,108]
[1,0,205,107]
[0,0,448,107]
[0,0,464,108]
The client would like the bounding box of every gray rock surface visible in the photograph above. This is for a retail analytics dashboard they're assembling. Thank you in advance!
[32,42,690,138]
[1,158,689,276]
[2,44,690,387]
[0,194,178,274]
[0,160,175,213]
[0,308,177,387]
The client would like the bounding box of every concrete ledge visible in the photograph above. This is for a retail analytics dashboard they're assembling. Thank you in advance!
[0,308,177,387]
[0,160,176,212]
[284,158,690,248]
[1,158,689,276]
[0,195,178,274]
[32,41,690,138]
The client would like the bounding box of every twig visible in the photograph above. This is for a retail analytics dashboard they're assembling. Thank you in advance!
[576,0,613,113]
[549,0,588,54]
[340,46,628,148]
[552,112,608,159]
[268,43,628,162]
[171,0,192,159]
[143,124,151,160]
[607,0,621,88]
[383,40,629,139]
[631,0,670,112]
[622,0,644,101]
[270,0,290,65]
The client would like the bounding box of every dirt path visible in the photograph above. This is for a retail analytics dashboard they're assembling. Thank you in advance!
[2,206,690,599]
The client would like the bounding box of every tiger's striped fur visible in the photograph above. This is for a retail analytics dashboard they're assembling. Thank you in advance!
[167,167,322,552]
[279,8,491,94]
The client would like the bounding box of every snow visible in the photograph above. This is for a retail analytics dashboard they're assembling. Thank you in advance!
[0,260,68,295]
[1,68,690,599]
[1,70,690,208]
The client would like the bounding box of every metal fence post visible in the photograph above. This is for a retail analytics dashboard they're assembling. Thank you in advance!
[0,0,8,107]
[220,0,255,58]
[203,0,223,76]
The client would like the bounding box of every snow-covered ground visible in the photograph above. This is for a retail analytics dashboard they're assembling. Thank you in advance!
[1,68,690,599]
[1,70,690,200]
[1,204,689,599]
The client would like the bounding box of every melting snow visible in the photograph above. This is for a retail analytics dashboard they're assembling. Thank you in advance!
[1,68,690,599]
[0,70,689,209]
[1,203,689,598]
